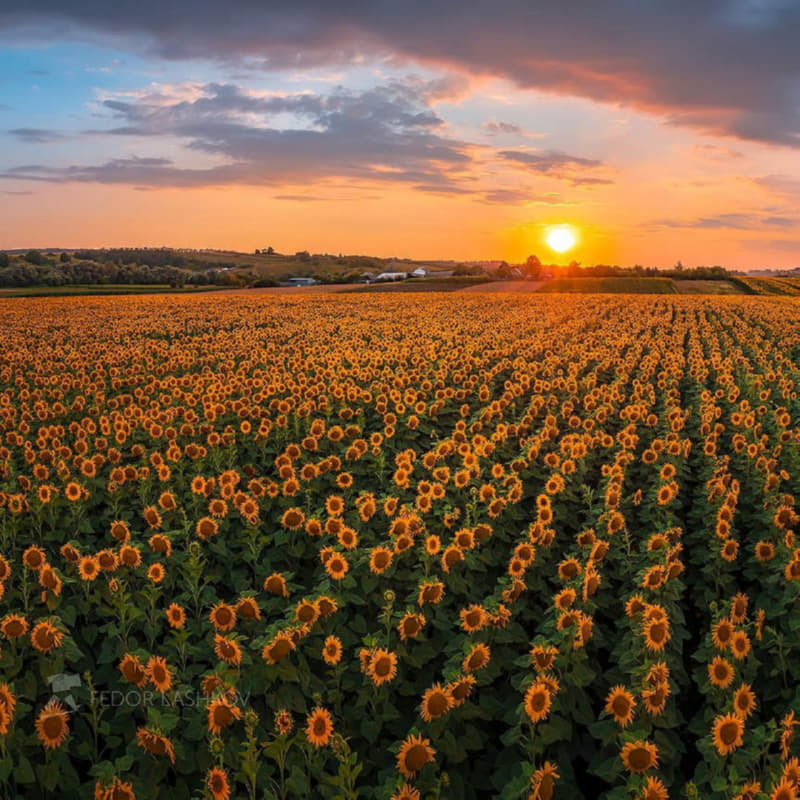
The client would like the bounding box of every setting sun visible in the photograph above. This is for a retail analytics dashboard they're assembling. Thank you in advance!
[546,226,578,254]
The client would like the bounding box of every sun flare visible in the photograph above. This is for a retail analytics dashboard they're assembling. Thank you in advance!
[545,226,578,254]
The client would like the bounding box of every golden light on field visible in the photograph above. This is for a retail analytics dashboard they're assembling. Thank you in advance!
[545,225,578,254]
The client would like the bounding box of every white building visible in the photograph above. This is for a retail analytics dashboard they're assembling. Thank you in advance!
[374,272,408,281]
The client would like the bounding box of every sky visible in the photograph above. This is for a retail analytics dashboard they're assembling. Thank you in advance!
[1,2,799,268]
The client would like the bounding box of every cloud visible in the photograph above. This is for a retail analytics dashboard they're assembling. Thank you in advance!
[482,188,532,204]
[2,2,800,147]
[8,127,67,143]
[2,81,474,191]
[484,121,521,135]
[499,149,613,186]
[655,212,797,231]
[1,80,601,198]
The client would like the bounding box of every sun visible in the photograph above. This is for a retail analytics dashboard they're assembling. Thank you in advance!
[545,226,578,254]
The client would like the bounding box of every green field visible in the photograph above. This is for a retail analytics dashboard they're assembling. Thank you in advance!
[673,279,745,295]
[737,276,800,295]
[536,277,677,294]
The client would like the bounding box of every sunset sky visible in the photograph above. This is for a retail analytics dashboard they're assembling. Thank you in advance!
[1,2,799,268]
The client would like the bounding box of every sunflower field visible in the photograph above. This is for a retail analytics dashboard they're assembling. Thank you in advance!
[2,294,800,800]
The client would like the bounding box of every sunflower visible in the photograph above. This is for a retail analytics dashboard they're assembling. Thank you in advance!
[166,603,186,629]
[462,643,491,673]
[207,697,241,735]
[207,767,231,800]
[148,535,171,557]
[459,604,488,633]
[119,545,142,568]
[77,555,101,582]
[420,684,453,722]
[554,588,576,610]
[711,618,734,650]
[524,681,552,724]
[0,685,16,734]
[783,758,800,785]
[530,644,558,672]
[367,648,398,686]
[730,592,748,624]
[209,603,237,632]
[712,713,745,756]
[730,631,751,660]
[782,712,797,760]
[732,683,756,719]
[119,653,147,687]
[281,508,305,530]
[95,778,136,800]
[35,698,69,749]
[390,784,421,800]
[23,546,47,571]
[338,527,358,549]
[274,709,293,735]
[305,706,334,747]
[64,482,83,502]
[322,635,343,665]
[325,495,344,517]
[369,547,393,574]
[236,596,261,620]
[721,539,739,561]
[396,733,436,779]
[620,740,659,774]
[425,535,441,556]
[755,541,775,562]
[770,779,797,800]
[1,614,28,639]
[147,563,165,584]
[708,656,735,689]
[640,776,668,800]
[643,618,670,652]
[417,581,444,606]
[214,634,242,666]
[136,727,175,763]
[529,761,559,800]
[146,656,173,694]
[325,553,349,581]
[195,517,219,539]
[441,545,464,573]
[263,573,289,597]
[625,595,646,617]
[397,613,426,641]
[31,620,63,653]
[262,632,295,665]
[142,506,163,530]
[641,682,669,716]
[317,596,338,616]
[448,675,477,706]
[97,549,119,571]
[605,685,636,728]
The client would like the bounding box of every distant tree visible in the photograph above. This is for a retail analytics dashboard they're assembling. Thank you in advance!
[266,246,274,255]
[25,250,46,266]
[523,254,543,279]
[674,260,685,272]
[59,252,69,263]
[254,249,261,254]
